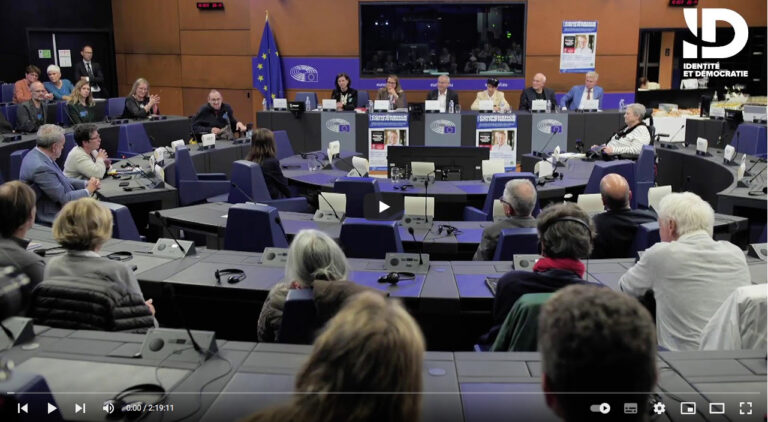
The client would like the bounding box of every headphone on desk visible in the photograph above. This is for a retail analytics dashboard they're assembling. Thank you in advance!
[103,383,166,420]
[377,272,415,285]
[106,251,133,262]
[214,268,246,285]
[437,224,461,236]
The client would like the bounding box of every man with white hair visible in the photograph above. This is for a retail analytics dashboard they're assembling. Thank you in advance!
[519,73,556,111]
[619,192,750,351]
[559,71,603,111]
[473,179,537,261]
[426,74,459,113]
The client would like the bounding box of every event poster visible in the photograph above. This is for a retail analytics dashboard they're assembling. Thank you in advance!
[476,114,517,170]
[560,21,597,73]
[368,112,409,176]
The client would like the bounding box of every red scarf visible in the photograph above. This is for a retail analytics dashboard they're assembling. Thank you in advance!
[532,256,585,278]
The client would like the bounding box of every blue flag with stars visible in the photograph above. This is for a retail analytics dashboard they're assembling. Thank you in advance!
[254,20,284,107]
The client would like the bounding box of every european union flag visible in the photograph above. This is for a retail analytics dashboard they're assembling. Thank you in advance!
[254,20,284,108]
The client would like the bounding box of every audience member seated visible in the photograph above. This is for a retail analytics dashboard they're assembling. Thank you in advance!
[590,174,656,259]
[43,65,74,101]
[426,75,459,113]
[34,198,155,331]
[484,203,593,344]
[0,112,12,134]
[637,76,660,91]
[64,123,111,180]
[0,181,45,313]
[13,65,51,104]
[519,73,557,111]
[66,80,97,124]
[122,77,159,119]
[246,292,424,422]
[593,103,650,157]
[331,73,358,111]
[19,124,100,225]
[619,192,750,351]
[470,78,509,112]
[559,71,603,111]
[257,229,382,342]
[245,128,291,199]
[191,89,247,138]
[16,82,49,133]
[473,179,537,261]
[539,284,657,421]
[376,74,407,109]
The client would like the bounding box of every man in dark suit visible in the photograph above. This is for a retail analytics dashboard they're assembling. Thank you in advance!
[74,45,107,98]
[19,124,100,225]
[519,73,557,111]
[590,173,656,259]
[473,179,537,261]
[16,82,48,133]
[426,75,460,113]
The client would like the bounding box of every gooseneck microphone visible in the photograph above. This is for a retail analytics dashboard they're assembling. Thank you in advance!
[153,211,187,255]
[230,182,256,203]
[318,192,341,220]
[407,226,424,266]
[164,284,215,360]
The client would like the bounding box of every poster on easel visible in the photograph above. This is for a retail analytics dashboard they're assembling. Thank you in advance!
[560,20,597,73]
[476,114,517,170]
[368,112,409,176]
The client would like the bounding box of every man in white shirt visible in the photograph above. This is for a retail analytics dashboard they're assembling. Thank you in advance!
[619,192,750,351]
[426,75,459,113]
[559,71,604,111]
[64,123,111,179]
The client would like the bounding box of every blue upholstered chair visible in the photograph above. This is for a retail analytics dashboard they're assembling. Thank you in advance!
[339,218,403,259]
[106,97,126,119]
[54,132,77,170]
[464,172,539,221]
[228,160,310,212]
[223,203,288,253]
[101,202,143,242]
[4,104,17,128]
[174,146,230,205]
[333,177,379,218]
[630,221,660,258]
[277,288,317,344]
[117,122,154,158]
[0,84,14,103]
[635,145,655,209]
[733,123,767,159]
[357,90,370,108]
[273,130,294,160]
[584,160,637,208]
[9,149,30,181]
[493,227,539,261]
[295,92,318,110]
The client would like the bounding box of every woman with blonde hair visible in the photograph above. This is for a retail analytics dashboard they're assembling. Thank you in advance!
[66,80,97,124]
[122,77,160,118]
[247,291,425,422]
[376,74,407,109]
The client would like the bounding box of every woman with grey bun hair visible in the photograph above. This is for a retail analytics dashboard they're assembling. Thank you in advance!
[257,229,383,342]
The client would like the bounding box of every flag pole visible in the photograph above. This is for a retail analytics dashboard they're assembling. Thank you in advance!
[265,10,268,22]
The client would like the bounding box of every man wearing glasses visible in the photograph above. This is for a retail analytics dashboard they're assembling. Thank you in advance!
[473,179,537,261]
[16,82,49,133]
[63,123,112,180]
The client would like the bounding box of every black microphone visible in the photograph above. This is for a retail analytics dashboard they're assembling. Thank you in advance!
[230,182,256,203]
[407,226,424,266]
[152,211,187,255]
[134,165,163,189]
[665,124,685,144]
[746,157,766,176]
[318,192,341,221]
[163,284,215,360]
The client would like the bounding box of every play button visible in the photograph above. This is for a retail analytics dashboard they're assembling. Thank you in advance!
[363,193,404,220]
[48,403,57,414]
[379,201,390,213]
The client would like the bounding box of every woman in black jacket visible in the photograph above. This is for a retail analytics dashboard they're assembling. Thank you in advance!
[246,128,291,199]
[122,77,160,119]
[330,73,358,111]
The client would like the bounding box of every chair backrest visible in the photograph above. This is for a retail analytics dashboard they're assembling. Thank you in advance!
[630,221,660,258]
[295,92,318,110]
[333,177,380,218]
[174,146,199,182]
[228,160,273,203]
[576,193,604,214]
[1,84,14,103]
[56,132,76,169]
[10,149,30,181]
[733,123,767,158]
[223,203,288,252]
[634,145,656,208]
[55,101,69,126]
[643,109,656,145]
[357,90,370,108]
[273,130,295,160]
[699,285,767,351]
[584,160,637,208]
[339,217,403,259]
[101,201,142,241]
[493,227,539,261]
[483,172,539,219]
[118,122,154,155]
[491,292,553,352]
[648,185,672,212]
[4,104,17,128]
[107,97,126,118]
[277,288,318,344]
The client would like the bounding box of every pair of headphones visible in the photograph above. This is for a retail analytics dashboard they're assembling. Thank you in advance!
[103,383,166,420]
[377,272,415,285]
[214,268,246,285]
[540,216,592,238]
[106,251,133,262]
[437,224,461,236]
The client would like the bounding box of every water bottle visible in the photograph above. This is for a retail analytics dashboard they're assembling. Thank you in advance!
[619,99,625,112]
[368,100,374,113]
[448,100,454,114]
[262,98,267,111]
[305,96,311,111]
[546,100,551,112]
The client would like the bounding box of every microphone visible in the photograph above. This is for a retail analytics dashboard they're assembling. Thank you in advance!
[536,124,562,157]
[407,227,424,266]
[152,211,187,255]
[748,165,766,185]
[230,182,256,203]
[163,284,215,360]
[134,165,163,189]
[318,192,341,221]
[667,124,685,144]
[33,246,66,257]
[746,157,766,176]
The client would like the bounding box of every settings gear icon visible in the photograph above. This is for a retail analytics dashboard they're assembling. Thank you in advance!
[653,402,666,415]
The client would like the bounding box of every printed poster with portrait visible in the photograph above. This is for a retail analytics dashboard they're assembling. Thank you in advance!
[476,114,517,170]
[368,112,409,176]
[560,20,597,73]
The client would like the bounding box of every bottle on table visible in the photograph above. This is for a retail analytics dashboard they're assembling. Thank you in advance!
[448,100,454,114]
[305,97,311,111]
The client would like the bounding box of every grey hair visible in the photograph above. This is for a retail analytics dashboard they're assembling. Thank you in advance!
[36,124,65,148]
[46,64,61,74]
[285,229,350,286]
[586,71,599,80]
[502,179,537,217]
[627,103,646,120]
[536,202,594,259]
[657,192,714,237]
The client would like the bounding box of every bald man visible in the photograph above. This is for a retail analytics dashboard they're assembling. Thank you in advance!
[426,75,459,113]
[191,90,247,137]
[16,81,49,133]
[519,73,557,111]
[590,174,656,259]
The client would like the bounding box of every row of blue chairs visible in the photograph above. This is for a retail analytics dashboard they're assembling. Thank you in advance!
[0,97,127,129]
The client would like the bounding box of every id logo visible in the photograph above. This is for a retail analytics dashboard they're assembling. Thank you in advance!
[326,118,351,133]
[536,119,562,135]
[289,65,319,83]
[683,9,748,59]
[430,120,457,135]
